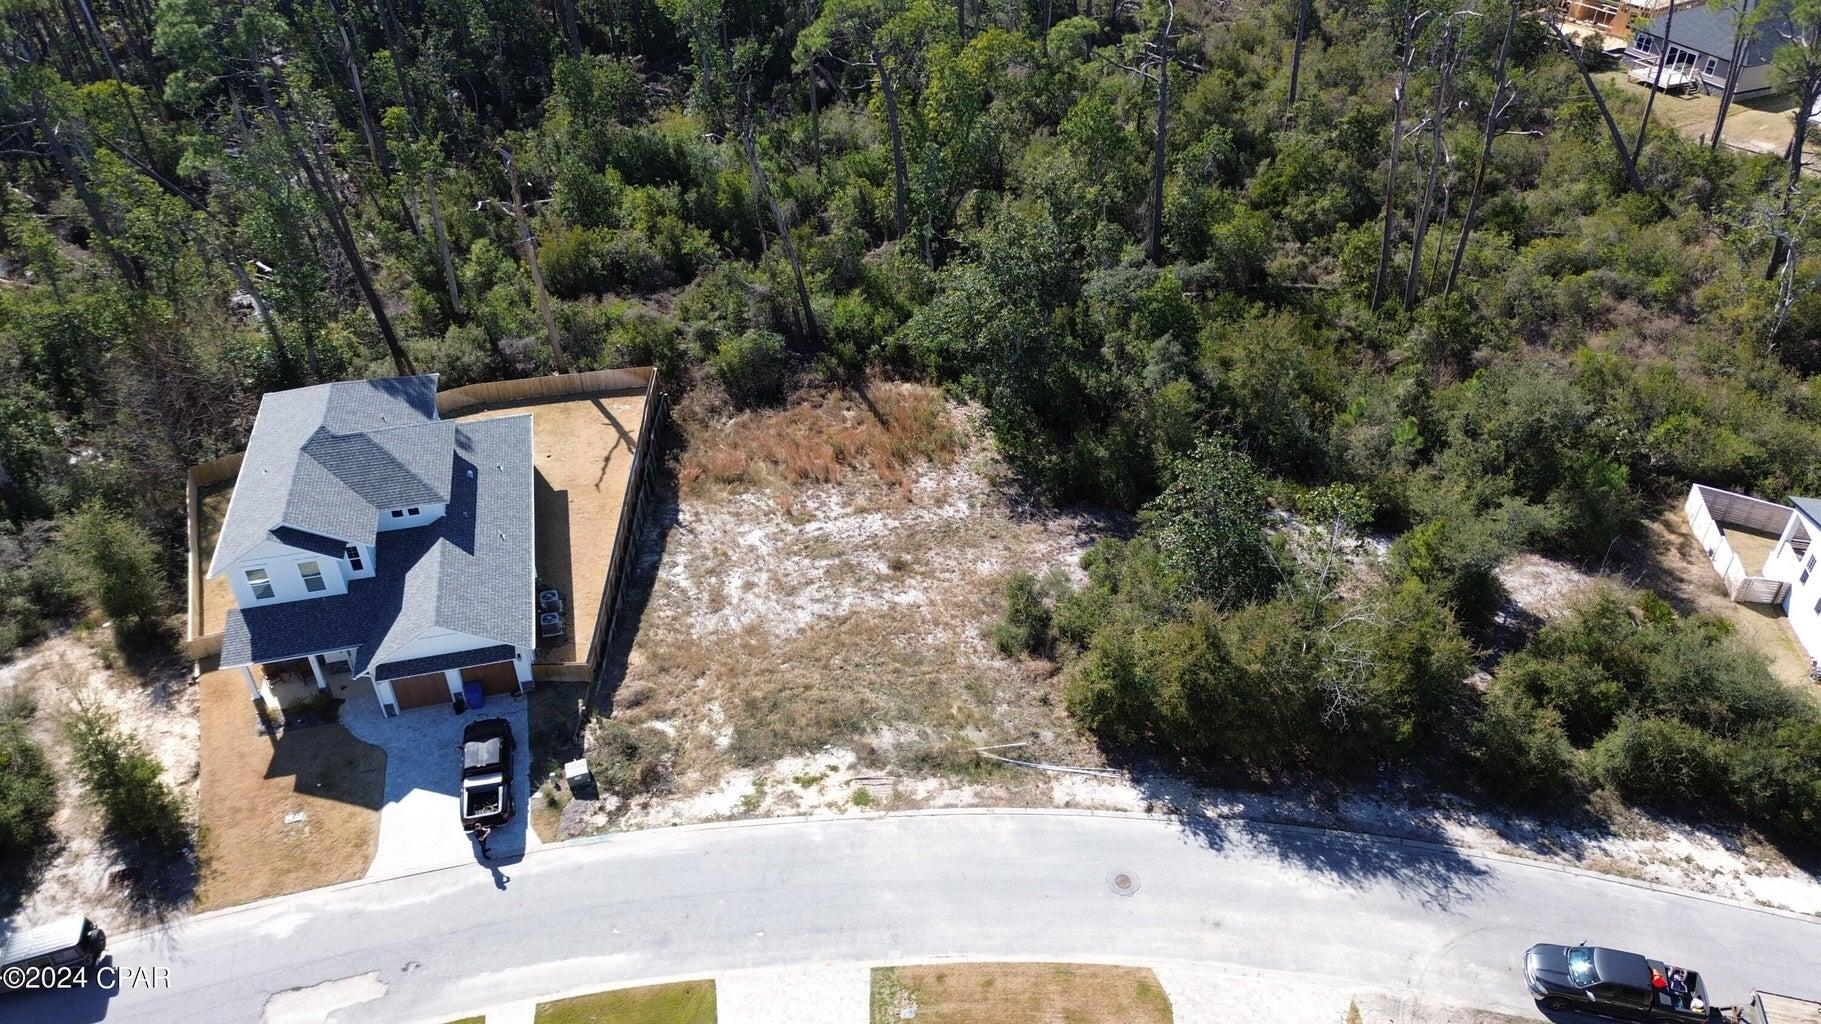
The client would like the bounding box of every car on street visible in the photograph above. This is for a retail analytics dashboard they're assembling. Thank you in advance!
[1525,943,1712,1020]
[1,915,107,994]
[459,718,515,831]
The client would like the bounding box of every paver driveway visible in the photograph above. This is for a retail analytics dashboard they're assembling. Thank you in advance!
[340,678,541,878]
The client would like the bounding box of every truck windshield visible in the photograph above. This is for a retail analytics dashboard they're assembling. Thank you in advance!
[1568,948,1597,986]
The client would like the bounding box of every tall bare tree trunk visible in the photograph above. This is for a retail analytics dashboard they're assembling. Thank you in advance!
[253,61,416,376]
[326,0,391,177]
[425,173,463,319]
[1767,78,1819,279]
[1288,0,1309,105]
[1145,11,1172,266]
[809,58,822,176]
[1445,2,1515,297]
[1404,25,1454,310]
[502,150,573,374]
[1372,8,1417,307]
[1552,18,1642,190]
[563,0,583,57]
[743,128,822,350]
[1633,0,1677,165]
[1711,16,1748,149]
[874,48,913,251]
[228,259,298,385]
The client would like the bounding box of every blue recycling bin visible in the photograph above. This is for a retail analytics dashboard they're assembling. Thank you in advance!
[463,680,484,710]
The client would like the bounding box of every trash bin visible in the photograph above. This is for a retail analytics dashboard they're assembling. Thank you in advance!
[463,680,484,710]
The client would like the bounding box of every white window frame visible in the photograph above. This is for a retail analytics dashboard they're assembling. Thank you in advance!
[1636,34,1654,53]
[299,560,326,593]
[1704,56,1718,77]
[245,567,274,601]
[345,545,364,572]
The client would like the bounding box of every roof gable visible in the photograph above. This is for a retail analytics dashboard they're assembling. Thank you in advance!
[207,375,442,576]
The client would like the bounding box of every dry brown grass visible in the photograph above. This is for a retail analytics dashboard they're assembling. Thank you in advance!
[195,665,386,909]
[679,384,962,496]
[871,964,1173,1024]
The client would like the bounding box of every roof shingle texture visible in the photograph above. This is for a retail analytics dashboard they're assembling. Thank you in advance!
[217,398,535,678]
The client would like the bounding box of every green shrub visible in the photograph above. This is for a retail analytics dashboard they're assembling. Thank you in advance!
[1139,435,1272,610]
[584,719,673,797]
[62,700,187,849]
[1470,681,1580,805]
[1727,723,1821,845]
[57,503,164,627]
[991,571,1052,657]
[0,712,57,862]
[1587,715,1727,803]
[539,225,667,299]
[710,328,788,406]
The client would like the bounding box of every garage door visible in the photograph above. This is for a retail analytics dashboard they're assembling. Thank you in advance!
[390,672,450,710]
[462,660,519,697]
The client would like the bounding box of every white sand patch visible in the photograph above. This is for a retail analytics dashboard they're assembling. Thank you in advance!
[261,972,386,1024]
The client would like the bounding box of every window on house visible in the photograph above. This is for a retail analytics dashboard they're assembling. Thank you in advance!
[345,545,364,572]
[406,506,420,516]
[1636,34,1653,53]
[299,560,326,593]
[1704,56,1718,77]
[245,568,274,601]
[390,509,405,518]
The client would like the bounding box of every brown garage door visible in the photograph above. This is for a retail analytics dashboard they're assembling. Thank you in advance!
[390,672,450,710]
[462,660,519,697]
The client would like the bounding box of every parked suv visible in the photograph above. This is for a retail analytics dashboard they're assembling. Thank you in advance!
[1,916,107,992]
[459,718,515,831]
[1525,943,1712,1021]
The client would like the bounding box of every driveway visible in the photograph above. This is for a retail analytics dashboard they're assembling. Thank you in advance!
[339,679,541,879]
[13,811,1820,1024]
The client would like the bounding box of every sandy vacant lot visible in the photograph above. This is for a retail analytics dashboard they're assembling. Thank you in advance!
[0,633,198,930]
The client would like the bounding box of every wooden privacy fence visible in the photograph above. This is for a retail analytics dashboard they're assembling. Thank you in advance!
[436,367,655,417]
[185,452,244,659]
[1684,484,1793,605]
[576,382,665,698]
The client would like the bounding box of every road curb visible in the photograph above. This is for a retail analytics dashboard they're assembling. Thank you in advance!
[119,805,1821,941]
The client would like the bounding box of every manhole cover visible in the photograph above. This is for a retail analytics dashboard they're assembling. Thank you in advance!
[1107,869,1140,896]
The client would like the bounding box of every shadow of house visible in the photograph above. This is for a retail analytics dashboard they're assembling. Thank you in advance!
[533,469,573,644]
[588,474,681,722]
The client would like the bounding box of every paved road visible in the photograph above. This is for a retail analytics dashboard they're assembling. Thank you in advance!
[9,810,1820,1024]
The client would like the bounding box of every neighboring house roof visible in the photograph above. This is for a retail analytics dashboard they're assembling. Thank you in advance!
[1790,495,1821,527]
[206,375,446,577]
[219,414,536,677]
[373,643,517,682]
[1634,3,1788,67]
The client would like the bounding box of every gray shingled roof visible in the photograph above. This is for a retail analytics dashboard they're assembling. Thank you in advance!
[373,644,516,681]
[219,414,536,677]
[1791,496,1821,528]
[1634,3,1789,68]
[206,375,446,577]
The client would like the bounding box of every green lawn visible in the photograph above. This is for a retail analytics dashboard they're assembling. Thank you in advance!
[534,981,716,1024]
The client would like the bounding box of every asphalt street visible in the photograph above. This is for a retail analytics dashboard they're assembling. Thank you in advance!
[8,809,1819,1023]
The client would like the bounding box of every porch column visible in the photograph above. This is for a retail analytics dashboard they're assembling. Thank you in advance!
[242,665,268,714]
[443,668,465,700]
[513,651,532,684]
[307,654,328,691]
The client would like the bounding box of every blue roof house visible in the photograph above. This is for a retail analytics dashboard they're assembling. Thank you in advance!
[208,374,536,716]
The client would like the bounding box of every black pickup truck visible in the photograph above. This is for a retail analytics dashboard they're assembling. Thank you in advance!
[459,718,515,831]
[1525,943,1712,1021]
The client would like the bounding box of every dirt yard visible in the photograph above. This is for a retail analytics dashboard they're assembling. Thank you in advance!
[194,661,386,909]
[453,389,649,671]
[871,963,1173,1024]
[195,482,236,639]
[0,632,198,930]
[1596,71,1819,158]
[1627,505,1814,690]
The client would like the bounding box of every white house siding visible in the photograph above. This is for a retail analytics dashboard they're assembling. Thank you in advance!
[226,539,350,607]
[1781,544,1821,671]
[376,502,446,532]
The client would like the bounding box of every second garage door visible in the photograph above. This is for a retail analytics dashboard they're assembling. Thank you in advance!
[462,660,520,697]
[390,672,450,710]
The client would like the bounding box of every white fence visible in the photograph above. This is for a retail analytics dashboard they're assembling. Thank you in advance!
[1684,484,1793,605]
